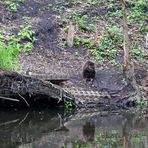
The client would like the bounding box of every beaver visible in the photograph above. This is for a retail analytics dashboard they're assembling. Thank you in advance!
[82,61,95,82]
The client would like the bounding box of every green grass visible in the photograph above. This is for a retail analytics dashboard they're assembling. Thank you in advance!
[0,26,35,70]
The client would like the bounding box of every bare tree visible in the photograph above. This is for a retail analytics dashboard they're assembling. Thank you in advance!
[121,0,143,103]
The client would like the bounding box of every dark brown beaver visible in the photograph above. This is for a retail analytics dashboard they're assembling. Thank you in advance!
[82,61,95,82]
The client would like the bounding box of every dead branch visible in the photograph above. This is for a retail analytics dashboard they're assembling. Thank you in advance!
[0,96,19,102]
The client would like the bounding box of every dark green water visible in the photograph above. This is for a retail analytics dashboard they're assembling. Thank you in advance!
[0,108,148,148]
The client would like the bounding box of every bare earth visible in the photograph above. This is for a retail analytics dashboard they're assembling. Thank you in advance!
[0,0,147,105]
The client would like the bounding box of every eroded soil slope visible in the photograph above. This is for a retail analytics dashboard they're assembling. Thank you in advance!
[0,0,147,103]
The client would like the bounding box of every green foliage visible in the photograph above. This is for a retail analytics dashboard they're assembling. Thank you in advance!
[23,42,34,51]
[129,0,147,23]
[139,99,148,107]
[0,27,35,70]
[74,26,122,63]
[0,41,17,69]
[95,130,122,147]
[72,143,88,148]
[91,26,122,61]
[64,100,73,111]
[74,37,81,47]
[65,0,147,64]
[0,0,26,12]
[74,37,93,48]
[70,14,96,32]
[18,26,36,42]
[87,0,98,5]
[130,46,147,62]
[9,2,17,12]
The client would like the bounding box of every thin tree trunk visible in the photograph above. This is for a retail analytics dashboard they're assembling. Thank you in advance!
[121,0,143,103]
[121,0,130,71]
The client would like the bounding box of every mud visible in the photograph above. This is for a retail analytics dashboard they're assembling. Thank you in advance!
[0,0,147,107]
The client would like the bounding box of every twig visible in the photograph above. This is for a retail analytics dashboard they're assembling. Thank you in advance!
[0,96,19,102]
[58,89,63,103]
[0,119,19,127]
[57,113,63,127]
[18,93,30,107]
[18,112,29,125]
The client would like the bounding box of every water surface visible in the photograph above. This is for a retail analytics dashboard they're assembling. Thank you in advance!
[0,108,148,148]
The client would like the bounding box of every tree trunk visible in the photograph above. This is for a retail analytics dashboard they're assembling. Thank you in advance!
[121,0,130,71]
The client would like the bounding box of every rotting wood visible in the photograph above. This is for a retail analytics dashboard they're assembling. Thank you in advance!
[25,73,69,84]
[0,71,76,108]
[0,69,146,109]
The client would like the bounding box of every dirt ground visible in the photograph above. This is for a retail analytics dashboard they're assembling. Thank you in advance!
[0,0,147,104]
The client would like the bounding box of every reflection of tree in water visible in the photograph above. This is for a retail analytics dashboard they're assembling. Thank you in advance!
[82,121,95,142]
[122,121,129,148]
[0,110,64,147]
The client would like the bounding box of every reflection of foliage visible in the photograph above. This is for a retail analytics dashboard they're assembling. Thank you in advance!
[59,128,148,148]
[72,142,88,148]
[95,130,123,148]
[94,129,148,148]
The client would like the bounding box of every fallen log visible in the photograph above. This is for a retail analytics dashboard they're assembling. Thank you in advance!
[0,70,76,109]
[0,68,146,109]
[25,72,69,85]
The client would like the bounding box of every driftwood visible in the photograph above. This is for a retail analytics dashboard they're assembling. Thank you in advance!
[0,71,76,108]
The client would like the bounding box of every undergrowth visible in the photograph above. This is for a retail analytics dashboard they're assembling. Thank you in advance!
[0,0,25,12]
[67,0,147,64]
[0,26,35,70]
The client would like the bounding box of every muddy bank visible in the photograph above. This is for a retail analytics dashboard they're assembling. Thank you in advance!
[63,67,147,108]
[0,68,147,109]
[0,70,75,109]
[0,0,147,109]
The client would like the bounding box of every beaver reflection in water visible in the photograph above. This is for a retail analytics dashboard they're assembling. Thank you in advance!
[83,121,95,142]
[82,61,96,82]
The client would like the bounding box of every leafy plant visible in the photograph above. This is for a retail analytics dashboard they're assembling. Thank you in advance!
[0,26,35,70]
[91,26,122,61]
[130,46,147,62]
[87,0,98,5]
[18,26,36,42]
[9,2,17,12]
[139,98,148,107]
[0,0,26,12]
[70,13,96,32]
[64,100,73,111]
[74,37,81,47]
[129,0,147,23]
